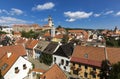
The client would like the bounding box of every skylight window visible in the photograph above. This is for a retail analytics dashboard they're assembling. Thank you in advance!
[84,53,88,58]
[1,63,8,70]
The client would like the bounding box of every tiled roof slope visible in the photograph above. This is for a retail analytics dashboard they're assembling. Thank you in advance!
[43,42,58,54]
[71,46,106,67]
[35,41,50,52]
[26,39,38,49]
[15,38,27,45]
[54,43,74,58]
[41,64,67,79]
[106,47,120,64]
[0,45,27,76]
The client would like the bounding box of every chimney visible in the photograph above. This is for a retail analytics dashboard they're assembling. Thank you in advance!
[7,52,12,58]
[104,48,108,60]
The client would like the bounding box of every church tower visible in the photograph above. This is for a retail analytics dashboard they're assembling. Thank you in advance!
[48,16,53,27]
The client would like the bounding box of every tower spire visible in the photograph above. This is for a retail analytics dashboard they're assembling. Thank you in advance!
[48,15,53,27]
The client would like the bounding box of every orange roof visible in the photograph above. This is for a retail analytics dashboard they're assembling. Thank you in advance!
[54,34,63,39]
[26,39,38,49]
[43,24,50,28]
[41,64,67,79]
[107,47,120,64]
[15,38,28,45]
[0,45,27,76]
[71,46,106,67]
[44,31,51,37]
[68,30,88,39]
[57,28,66,32]
[14,32,21,35]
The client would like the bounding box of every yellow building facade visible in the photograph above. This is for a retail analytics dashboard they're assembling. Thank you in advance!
[70,63,100,79]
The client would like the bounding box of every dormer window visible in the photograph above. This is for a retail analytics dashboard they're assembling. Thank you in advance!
[23,64,27,70]
[84,53,88,58]
[15,67,19,73]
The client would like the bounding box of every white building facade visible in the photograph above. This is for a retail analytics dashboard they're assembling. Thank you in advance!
[4,56,32,79]
[53,55,70,72]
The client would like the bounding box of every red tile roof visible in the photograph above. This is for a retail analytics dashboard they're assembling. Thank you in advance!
[15,38,28,45]
[68,30,88,39]
[26,39,38,49]
[0,45,27,76]
[14,32,21,35]
[107,47,120,64]
[54,34,63,39]
[71,46,106,67]
[44,31,51,37]
[41,64,67,79]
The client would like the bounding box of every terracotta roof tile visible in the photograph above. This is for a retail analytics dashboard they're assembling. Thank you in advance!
[15,38,28,45]
[54,34,63,39]
[26,39,38,49]
[44,31,51,37]
[0,45,27,76]
[68,30,88,39]
[41,64,67,79]
[71,46,106,67]
[107,47,120,64]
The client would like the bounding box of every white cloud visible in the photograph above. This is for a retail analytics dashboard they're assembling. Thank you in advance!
[116,11,120,16]
[0,8,23,15]
[0,9,9,14]
[10,8,23,15]
[32,2,55,11]
[41,18,48,22]
[105,10,114,15]
[94,13,101,17]
[0,16,27,25]
[64,11,93,22]
[66,18,75,22]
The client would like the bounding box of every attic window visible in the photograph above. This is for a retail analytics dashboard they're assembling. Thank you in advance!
[66,60,69,66]
[23,64,27,70]
[54,57,56,62]
[84,53,88,58]
[61,59,64,65]
[15,67,19,74]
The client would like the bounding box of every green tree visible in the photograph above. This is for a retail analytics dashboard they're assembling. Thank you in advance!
[100,60,111,79]
[110,62,120,79]
[61,34,69,44]
[105,37,120,47]
[39,53,53,66]
[21,30,39,39]
[0,31,7,34]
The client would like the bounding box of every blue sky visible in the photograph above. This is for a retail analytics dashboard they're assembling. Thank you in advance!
[0,0,120,29]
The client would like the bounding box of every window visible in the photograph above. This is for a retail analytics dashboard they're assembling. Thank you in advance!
[59,63,61,66]
[84,53,88,58]
[23,64,27,70]
[85,65,88,69]
[93,67,96,71]
[73,63,75,66]
[15,67,19,73]
[79,64,81,67]
[54,57,56,62]
[64,66,66,70]
[66,60,69,66]
[84,72,88,78]
[61,59,64,65]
